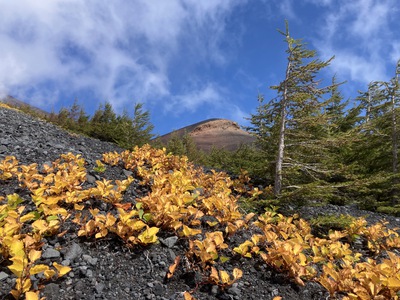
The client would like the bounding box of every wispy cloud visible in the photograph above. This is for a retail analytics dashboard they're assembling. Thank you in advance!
[311,0,400,84]
[167,83,225,114]
[0,0,245,112]
[304,0,332,6]
[277,0,297,20]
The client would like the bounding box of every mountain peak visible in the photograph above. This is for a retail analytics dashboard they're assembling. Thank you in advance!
[158,118,255,151]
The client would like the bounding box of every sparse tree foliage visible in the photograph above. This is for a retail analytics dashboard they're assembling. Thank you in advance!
[248,21,337,198]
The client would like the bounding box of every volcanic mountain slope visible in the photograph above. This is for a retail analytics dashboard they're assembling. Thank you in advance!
[0,95,50,117]
[0,104,400,300]
[157,119,256,152]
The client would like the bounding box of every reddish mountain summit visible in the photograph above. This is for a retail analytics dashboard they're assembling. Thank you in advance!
[158,118,256,151]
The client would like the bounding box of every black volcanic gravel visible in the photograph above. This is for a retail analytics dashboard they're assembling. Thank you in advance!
[0,106,399,300]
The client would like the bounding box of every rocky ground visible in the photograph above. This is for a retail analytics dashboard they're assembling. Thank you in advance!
[0,105,399,300]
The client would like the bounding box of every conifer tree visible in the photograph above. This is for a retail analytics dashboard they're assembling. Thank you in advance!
[90,102,118,143]
[351,60,400,206]
[115,103,155,148]
[130,103,155,146]
[77,108,90,134]
[248,21,336,197]
[68,98,81,122]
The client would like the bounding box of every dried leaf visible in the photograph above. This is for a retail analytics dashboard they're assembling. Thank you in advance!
[232,268,243,280]
[166,256,180,279]
[183,291,196,300]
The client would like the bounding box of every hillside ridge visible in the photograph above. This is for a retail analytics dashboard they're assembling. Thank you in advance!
[157,118,256,152]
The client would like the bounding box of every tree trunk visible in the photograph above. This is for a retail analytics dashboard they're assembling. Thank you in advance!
[274,60,291,196]
[391,67,399,205]
[392,93,398,175]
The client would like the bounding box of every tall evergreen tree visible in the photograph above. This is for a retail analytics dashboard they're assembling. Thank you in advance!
[130,103,155,146]
[325,75,349,134]
[352,60,400,205]
[114,103,155,148]
[68,98,81,123]
[77,108,90,134]
[248,21,336,197]
[90,102,118,143]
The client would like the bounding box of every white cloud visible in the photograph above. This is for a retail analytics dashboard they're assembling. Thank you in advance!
[0,0,244,112]
[228,104,251,127]
[167,83,225,114]
[165,82,250,127]
[275,0,297,20]
[331,50,387,83]
[311,0,399,84]
[391,42,400,64]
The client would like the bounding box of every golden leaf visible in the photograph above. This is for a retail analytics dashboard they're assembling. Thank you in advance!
[210,267,219,282]
[206,220,218,227]
[58,229,68,238]
[232,268,243,280]
[32,219,48,234]
[44,269,56,279]
[28,249,42,263]
[22,277,32,292]
[9,256,26,277]
[114,203,132,210]
[219,270,230,284]
[244,213,255,223]
[138,227,159,244]
[74,203,85,211]
[298,253,307,266]
[387,277,400,289]
[233,240,253,256]
[294,276,305,286]
[19,212,36,223]
[10,239,25,257]
[53,262,71,277]
[106,213,117,227]
[10,289,21,300]
[318,277,337,296]
[131,220,147,231]
[95,228,108,239]
[25,291,40,300]
[29,264,49,275]
[183,291,196,300]
[85,219,96,233]
[182,225,202,237]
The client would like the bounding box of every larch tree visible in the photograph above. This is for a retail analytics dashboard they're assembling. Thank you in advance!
[248,21,336,197]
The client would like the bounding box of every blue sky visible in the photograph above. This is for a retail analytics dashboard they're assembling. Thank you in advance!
[0,0,399,135]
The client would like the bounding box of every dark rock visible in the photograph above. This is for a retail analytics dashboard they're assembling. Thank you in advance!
[0,272,9,281]
[63,243,83,261]
[41,283,60,300]
[42,248,61,259]
[160,236,178,248]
